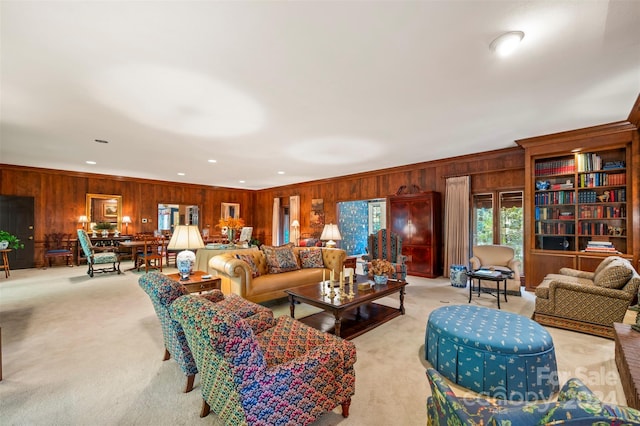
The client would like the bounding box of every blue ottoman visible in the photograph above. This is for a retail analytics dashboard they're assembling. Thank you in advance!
[425,304,558,400]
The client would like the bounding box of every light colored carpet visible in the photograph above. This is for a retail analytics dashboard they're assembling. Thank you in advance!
[0,262,634,425]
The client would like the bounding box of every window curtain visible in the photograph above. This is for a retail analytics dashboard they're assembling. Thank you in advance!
[272,197,281,246]
[443,176,470,277]
[289,195,300,245]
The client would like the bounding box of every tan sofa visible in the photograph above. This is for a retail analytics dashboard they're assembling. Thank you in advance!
[469,245,522,295]
[209,246,346,303]
[533,256,640,339]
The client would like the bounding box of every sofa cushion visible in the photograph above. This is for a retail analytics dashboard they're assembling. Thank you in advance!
[261,243,300,274]
[594,260,633,289]
[299,248,324,269]
[593,255,626,277]
[235,253,261,278]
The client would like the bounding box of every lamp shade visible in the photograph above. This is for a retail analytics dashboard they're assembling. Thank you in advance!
[320,223,341,248]
[78,215,88,223]
[121,216,132,224]
[291,219,300,228]
[167,225,205,250]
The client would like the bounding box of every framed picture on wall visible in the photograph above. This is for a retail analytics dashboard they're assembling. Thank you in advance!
[221,202,240,219]
[103,203,118,217]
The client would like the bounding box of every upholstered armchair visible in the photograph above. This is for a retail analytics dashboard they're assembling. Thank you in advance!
[533,256,640,338]
[469,245,521,295]
[426,368,640,425]
[362,229,407,280]
[76,229,120,277]
[138,272,274,393]
[169,295,357,424]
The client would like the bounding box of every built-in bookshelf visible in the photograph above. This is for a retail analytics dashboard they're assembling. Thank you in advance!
[518,119,638,290]
[534,147,628,253]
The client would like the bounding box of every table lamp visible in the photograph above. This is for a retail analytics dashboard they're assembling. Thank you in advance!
[167,225,205,280]
[122,216,132,235]
[320,223,342,248]
[78,215,88,229]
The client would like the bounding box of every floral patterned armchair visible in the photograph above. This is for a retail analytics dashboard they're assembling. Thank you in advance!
[169,295,357,425]
[362,229,407,280]
[138,272,273,393]
[426,368,640,425]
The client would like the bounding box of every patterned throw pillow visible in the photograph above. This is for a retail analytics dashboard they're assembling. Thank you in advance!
[593,261,633,289]
[235,254,261,278]
[260,243,300,274]
[299,248,324,269]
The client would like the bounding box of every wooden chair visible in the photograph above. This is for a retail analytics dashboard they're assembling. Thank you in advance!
[136,236,165,272]
[43,233,74,268]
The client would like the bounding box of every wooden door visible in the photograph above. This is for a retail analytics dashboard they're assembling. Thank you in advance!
[0,195,35,269]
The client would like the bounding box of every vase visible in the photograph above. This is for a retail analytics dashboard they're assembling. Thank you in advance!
[373,275,388,285]
[227,228,235,242]
[450,264,468,288]
[0,241,8,250]
[101,229,109,237]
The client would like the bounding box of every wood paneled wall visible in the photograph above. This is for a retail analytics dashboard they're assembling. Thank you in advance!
[1,146,524,268]
[0,165,253,267]
[254,147,525,244]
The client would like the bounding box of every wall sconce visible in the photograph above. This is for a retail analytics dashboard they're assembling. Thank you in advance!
[291,219,300,246]
[78,215,88,229]
[122,216,132,235]
[320,223,342,248]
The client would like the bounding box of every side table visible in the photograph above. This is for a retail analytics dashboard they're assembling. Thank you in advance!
[0,249,11,278]
[166,270,222,294]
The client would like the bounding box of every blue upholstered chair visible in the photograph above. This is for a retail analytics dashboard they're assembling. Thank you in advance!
[169,295,357,424]
[76,229,120,277]
[426,368,640,425]
[138,272,274,393]
[362,229,407,280]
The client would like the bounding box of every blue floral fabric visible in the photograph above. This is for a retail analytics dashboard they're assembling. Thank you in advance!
[169,295,357,426]
[426,368,640,426]
[426,304,558,400]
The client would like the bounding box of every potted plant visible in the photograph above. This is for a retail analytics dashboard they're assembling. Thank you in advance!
[369,259,395,284]
[0,230,25,250]
[94,222,114,237]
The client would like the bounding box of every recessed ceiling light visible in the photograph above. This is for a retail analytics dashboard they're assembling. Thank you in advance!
[177,172,185,176]
[277,171,285,175]
[490,31,525,57]
[208,159,217,163]
[86,160,96,165]
[239,180,245,183]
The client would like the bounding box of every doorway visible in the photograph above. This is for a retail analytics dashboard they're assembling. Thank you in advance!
[0,195,35,269]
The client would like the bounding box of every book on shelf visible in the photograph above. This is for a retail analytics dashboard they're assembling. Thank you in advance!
[584,240,619,253]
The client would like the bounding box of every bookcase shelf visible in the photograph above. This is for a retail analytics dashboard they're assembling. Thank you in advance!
[517,121,638,290]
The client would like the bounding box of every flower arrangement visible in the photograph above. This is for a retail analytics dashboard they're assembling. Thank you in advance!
[217,217,245,231]
[0,230,24,250]
[369,259,395,277]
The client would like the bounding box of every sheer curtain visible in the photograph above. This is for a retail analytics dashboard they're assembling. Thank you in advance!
[443,176,470,277]
[272,198,281,246]
[289,195,300,244]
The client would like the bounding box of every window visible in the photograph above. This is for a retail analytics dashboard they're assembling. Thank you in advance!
[473,191,524,265]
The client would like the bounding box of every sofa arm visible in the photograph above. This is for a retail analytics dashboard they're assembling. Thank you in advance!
[469,256,481,270]
[507,259,521,279]
[548,280,633,301]
[209,254,253,297]
[322,248,347,276]
[558,267,595,280]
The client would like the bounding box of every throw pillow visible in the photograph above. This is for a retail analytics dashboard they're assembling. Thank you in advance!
[299,248,324,269]
[235,254,261,278]
[593,261,633,289]
[260,243,300,274]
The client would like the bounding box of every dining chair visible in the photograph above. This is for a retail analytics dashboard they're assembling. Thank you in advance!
[136,236,165,273]
[43,232,74,268]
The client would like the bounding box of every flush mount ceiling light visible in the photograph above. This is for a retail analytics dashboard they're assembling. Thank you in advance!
[490,31,525,57]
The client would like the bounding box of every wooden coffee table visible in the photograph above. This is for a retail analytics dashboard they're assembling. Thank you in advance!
[285,275,407,340]
[467,269,510,309]
[166,270,221,294]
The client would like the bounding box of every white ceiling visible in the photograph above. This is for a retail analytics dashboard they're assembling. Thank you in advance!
[1,1,639,190]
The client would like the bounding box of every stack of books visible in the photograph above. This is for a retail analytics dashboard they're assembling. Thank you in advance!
[584,241,618,253]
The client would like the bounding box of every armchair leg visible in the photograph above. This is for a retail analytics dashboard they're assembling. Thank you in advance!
[163,348,170,361]
[200,399,210,418]
[184,374,195,393]
[341,398,351,418]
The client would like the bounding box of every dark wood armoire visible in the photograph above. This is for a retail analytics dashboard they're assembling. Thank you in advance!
[388,191,442,278]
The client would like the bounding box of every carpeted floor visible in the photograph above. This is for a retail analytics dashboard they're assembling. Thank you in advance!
[0,261,634,425]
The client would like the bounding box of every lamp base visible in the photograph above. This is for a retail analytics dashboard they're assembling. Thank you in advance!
[326,240,337,248]
[176,250,196,281]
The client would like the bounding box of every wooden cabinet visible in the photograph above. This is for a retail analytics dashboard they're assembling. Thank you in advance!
[517,122,639,290]
[389,192,441,278]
